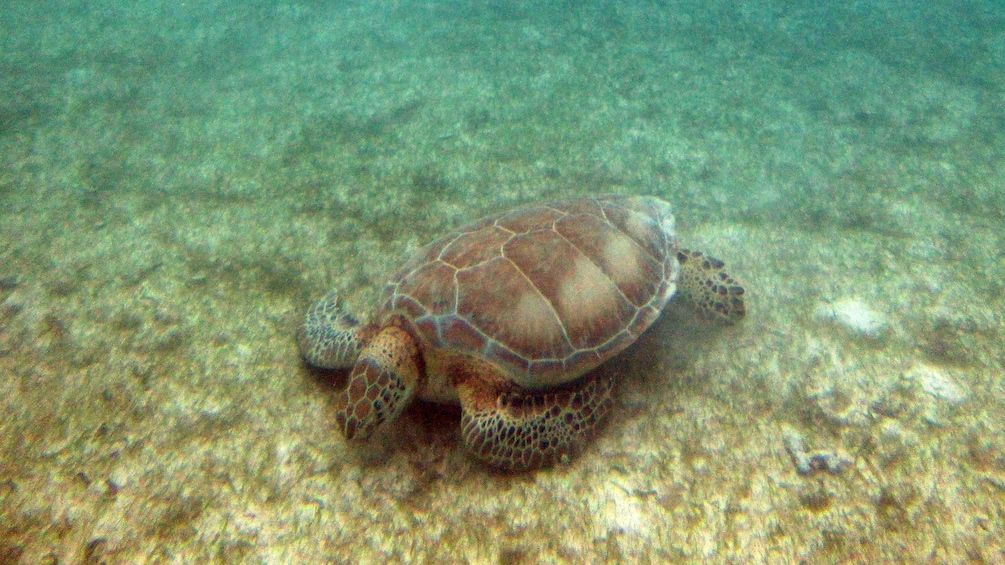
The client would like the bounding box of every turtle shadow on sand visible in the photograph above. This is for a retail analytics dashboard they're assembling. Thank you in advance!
[605,291,742,410]
[299,363,466,469]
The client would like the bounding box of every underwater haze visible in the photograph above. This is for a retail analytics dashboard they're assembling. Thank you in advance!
[2,0,1005,562]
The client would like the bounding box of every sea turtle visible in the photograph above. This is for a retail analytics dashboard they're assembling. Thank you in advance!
[297,194,745,471]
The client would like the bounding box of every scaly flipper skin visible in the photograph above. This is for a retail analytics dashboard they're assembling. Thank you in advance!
[676,249,746,324]
[296,292,370,369]
[457,373,616,471]
[334,325,421,440]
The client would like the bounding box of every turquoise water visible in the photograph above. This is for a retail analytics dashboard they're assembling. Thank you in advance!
[2,0,1003,562]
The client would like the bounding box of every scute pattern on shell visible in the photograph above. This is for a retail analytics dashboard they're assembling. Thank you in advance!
[379,195,679,389]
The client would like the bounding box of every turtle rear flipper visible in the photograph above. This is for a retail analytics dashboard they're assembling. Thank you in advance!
[457,372,615,471]
[676,249,746,324]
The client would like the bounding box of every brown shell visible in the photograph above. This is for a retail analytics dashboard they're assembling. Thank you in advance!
[378,195,679,389]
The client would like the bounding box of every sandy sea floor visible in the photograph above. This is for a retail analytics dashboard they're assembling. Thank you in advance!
[2,0,1005,562]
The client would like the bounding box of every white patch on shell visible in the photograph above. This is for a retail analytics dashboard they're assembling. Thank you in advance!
[602,234,640,289]
[622,213,654,244]
[513,291,563,349]
[558,255,619,332]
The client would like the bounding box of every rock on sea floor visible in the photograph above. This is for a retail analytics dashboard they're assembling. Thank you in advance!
[907,363,968,404]
[814,298,888,338]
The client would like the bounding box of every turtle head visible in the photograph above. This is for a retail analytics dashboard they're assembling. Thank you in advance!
[334,324,422,440]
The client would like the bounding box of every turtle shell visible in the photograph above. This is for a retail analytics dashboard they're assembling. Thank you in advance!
[378,195,679,389]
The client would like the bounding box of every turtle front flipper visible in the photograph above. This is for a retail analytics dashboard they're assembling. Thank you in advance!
[335,325,421,440]
[297,292,374,369]
[676,249,746,324]
[457,372,615,471]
